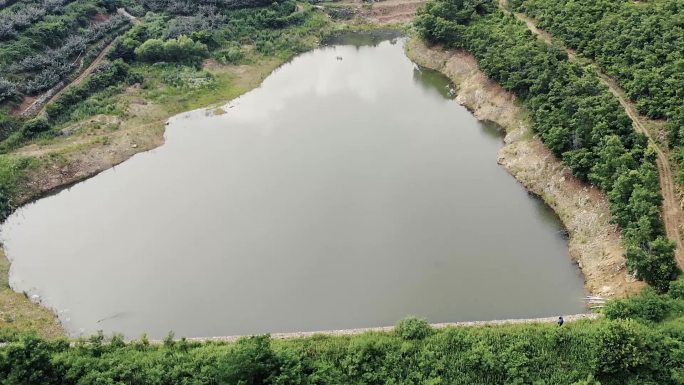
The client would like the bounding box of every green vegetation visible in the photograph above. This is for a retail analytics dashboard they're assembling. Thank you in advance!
[1,280,683,384]
[506,0,684,184]
[133,35,209,63]
[0,0,131,98]
[45,59,140,123]
[0,0,332,220]
[506,0,683,121]
[0,0,681,381]
[0,155,36,219]
[0,0,339,342]
[415,0,679,290]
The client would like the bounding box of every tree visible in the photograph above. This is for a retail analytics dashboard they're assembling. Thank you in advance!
[135,38,165,62]
[626,237,679,292]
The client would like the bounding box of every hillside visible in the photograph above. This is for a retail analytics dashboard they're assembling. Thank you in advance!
[0,0,683,383]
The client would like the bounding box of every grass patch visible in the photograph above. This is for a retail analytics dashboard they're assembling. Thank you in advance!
[0,154,38,219]
[0,248,64,341]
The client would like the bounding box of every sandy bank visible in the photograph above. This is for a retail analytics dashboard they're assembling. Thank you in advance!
[405,39,643,298]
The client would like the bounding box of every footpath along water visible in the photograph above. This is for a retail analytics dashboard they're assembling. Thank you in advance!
[1,34,586,338]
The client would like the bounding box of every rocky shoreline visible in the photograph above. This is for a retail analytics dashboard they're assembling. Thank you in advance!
[405,39,644,298]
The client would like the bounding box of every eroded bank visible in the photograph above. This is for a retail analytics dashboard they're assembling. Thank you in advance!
[405,38,643,298]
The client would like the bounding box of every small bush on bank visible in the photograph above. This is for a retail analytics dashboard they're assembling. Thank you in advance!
[395,316,432,340]
[20,118,52,139]
[604,287,674,322]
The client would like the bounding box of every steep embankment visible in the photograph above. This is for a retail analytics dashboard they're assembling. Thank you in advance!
[406,39,643,297]
[498,0,684,270]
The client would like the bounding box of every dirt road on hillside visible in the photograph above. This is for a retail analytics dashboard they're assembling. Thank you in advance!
[20,9,138,117]
[499,0,684,269]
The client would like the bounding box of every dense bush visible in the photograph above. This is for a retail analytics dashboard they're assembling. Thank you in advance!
[415,0,679,290]
[508,0,683,121]
[395,316,433,340]
[0,4,49,40]
[671,277,684,300]
[214,45,244,63]
[45,59,138,123]
[134,35,209,63]
[163,7,226,38]
[107,0,311,66]
[506,0,684,189]
[0,78,18,103]
[16,14,131,95]
[138,0,273,14]
[19,117,52,138]
[0,113,21,142]
[604,288,673,322]
[0,0,132,100]
[0,312,683,385]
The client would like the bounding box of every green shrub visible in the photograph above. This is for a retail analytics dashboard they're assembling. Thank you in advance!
[604,288,673,322]
[214,46,244,64]
[135,36,209,64]
[670,277,684,300]
[595,319,667,383]
[20,118,51,139]
[395,316,432,340]
[0,113,20,143]
[415,0,679,290]
[46,60,137,124]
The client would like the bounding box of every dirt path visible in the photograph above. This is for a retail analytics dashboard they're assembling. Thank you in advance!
[598,74,684,267]
[35,41,118,115]
[19,9,138,117]
[499,0,684,269]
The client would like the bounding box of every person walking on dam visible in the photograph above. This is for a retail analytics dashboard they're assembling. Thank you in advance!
[558,316,564,326]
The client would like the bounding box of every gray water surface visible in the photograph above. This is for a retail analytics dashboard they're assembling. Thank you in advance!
[1,36,586,338]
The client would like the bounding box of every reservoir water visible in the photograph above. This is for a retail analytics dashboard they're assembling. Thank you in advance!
[1,35,586,338]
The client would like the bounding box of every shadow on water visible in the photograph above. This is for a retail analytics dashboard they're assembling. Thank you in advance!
[322,29,404,47]
[480,121,507,141]
[412,65,457,100]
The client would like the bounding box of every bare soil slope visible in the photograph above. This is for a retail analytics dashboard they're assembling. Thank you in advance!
[406,39,644,297]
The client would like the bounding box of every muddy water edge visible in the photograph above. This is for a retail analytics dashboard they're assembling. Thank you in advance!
[404,39,643,298]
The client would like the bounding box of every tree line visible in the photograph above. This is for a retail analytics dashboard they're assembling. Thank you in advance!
[506,0,684,185]
[2,278,683,385]
[415,0,679,290]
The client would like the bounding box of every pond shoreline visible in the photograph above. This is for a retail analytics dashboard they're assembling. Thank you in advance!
[0,32,639,340]
[1,54,295,339]
[405,39,643,298]
[153,313,600,344]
